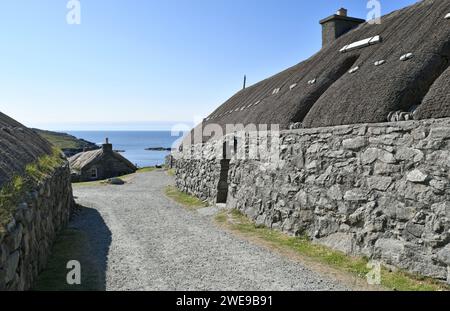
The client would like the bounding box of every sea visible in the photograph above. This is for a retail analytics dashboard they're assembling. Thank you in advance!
[67,131,184,168]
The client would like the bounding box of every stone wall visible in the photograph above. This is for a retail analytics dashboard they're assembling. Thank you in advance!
[176,137,229,202]
[175,118,450,281]
[0,162,73,290]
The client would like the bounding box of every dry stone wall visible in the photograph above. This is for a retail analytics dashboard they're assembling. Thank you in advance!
[175,118,450,281]
[176,142,222,202]
[0,162,73,290]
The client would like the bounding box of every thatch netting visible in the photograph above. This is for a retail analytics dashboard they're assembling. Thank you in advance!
[199,0,450,137]
[0,112,53,188]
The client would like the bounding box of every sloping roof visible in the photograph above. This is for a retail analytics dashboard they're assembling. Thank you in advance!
[0,112,53,188]
[69,148,136,172]
[199,0,450,136]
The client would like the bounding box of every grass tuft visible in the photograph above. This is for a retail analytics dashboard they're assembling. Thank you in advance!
[0,147,64,234]
[166,169,175,177]
[136,167,157,173]
[216,209,449,291]
[164,185,208,210]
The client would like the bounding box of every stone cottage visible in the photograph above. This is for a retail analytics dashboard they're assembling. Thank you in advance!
[69,138,136,182]
[0,111,74,290]
[175,0,450,282]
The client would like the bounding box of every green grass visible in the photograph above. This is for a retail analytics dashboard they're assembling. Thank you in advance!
[0,147,64,234]
[216,209,449,292]
[164,186,208,209]
[33,228,103,291]
[136,167,157,173]
[38,132,81,149]
[34,129,95,150]
[72,166,158,187]
[166,168,175,176]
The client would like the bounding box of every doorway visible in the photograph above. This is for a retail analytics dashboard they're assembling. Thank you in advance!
[216,141,231,203]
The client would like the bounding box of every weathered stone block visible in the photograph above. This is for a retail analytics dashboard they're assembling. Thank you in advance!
[316,232,356,255]
[5,224,23,251]
[344,189,367,201]
[342,137,367,150]
[367,176,392,191]
[374,238,405,264]
[437,245,450,265]
[327,185,343,201]
[4,251,19,284]
[361,148,396,164]
[407,169,428,183]
[395,147,424,163]
[428,127,450,140]
[404,222,424,238]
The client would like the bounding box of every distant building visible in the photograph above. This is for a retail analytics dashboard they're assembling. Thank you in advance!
[69,138,136,182]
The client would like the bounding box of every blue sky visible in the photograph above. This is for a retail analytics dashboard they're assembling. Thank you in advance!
[0,0,418,130]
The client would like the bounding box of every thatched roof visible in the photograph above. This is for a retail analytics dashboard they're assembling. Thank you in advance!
[69,148,136,172]
[198,0,450,137]
[0,112,53,188]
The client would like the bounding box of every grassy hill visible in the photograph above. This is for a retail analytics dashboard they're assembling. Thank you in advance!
[33,129,99,156]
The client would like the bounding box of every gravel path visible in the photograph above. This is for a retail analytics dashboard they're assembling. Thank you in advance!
[72,171,348,291]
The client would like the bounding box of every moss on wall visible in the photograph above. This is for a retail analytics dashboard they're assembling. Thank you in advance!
[0,147,64,234]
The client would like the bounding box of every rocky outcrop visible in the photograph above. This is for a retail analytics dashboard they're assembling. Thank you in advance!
[0,163,73,290]
[175,117,450,281]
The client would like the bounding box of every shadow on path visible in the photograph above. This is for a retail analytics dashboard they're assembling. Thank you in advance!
[33,205,111,291]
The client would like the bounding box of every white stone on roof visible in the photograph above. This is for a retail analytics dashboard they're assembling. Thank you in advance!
[348,66,360,74]
[374,60,385,66]
[272,88,280,95]
[307,79,316,85]
[340,35,381,53]
[290,83,297,90]
[400,53,413,61]
[445,13,450,19]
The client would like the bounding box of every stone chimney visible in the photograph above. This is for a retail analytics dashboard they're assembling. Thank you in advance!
[319,8,365,47]
[337,8,348,16]
[102,137,113,153]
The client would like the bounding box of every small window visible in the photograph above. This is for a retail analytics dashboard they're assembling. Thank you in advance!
[90,168,98,179]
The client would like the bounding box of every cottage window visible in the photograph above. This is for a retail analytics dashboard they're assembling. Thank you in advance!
[90,168,98,179]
